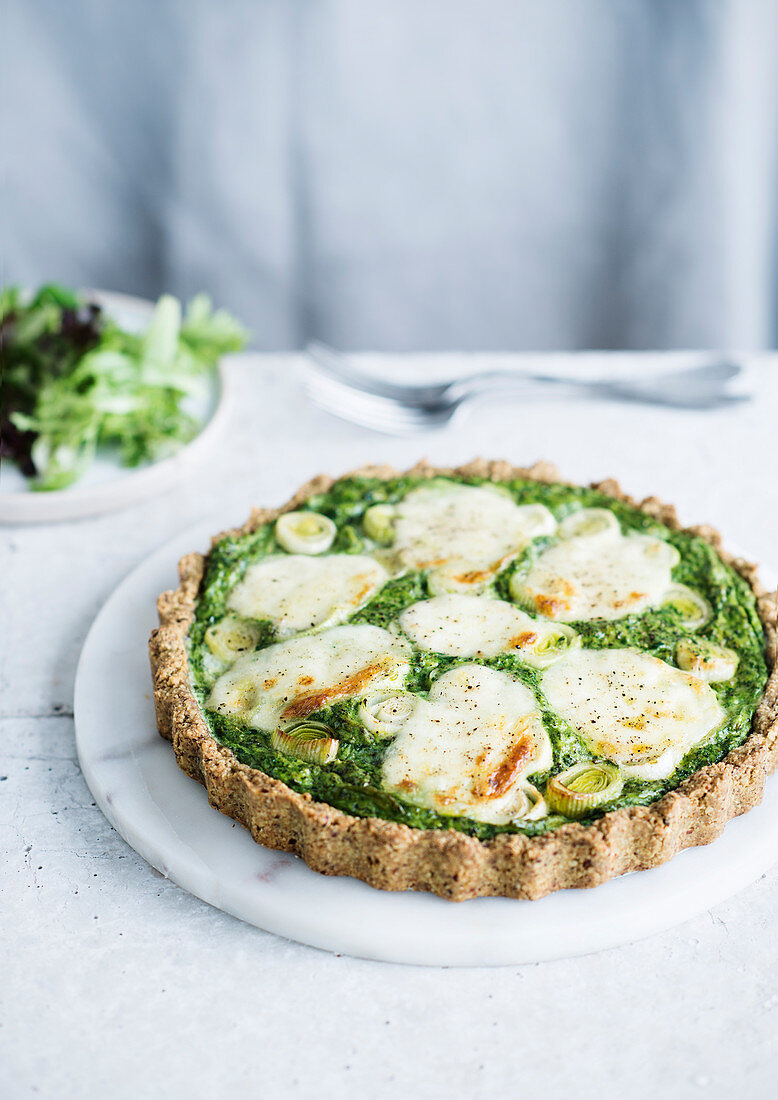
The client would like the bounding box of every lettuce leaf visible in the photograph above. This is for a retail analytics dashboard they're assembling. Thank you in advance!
[2,287,248,490]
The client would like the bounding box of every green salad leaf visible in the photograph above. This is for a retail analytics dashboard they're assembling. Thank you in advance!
[0,284,248,491]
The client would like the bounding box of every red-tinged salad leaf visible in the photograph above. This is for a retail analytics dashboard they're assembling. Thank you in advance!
[0,285,248,491]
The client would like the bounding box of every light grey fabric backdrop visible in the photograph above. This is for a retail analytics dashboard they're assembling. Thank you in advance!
[5,0,778,350]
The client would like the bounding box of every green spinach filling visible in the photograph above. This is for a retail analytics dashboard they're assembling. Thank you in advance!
[186,474,768,838]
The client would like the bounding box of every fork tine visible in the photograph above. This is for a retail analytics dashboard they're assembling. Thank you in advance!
[306,341,449,405]
[307,392,429,434]
[304,371,445,433]
[307,384,432,431]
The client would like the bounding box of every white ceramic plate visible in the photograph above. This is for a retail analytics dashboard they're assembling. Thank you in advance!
[0,290,231,524]
[74,517,778,966]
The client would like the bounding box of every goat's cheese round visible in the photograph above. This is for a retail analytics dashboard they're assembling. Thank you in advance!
[208,624,410,730]
[381,664,552,823]
[519,525,678,621]
[542,648,725,779]
[227,554,387,636]
[399,593,577,667]
[393,482,556,593]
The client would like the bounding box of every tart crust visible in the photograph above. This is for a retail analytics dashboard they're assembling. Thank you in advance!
[149,461,778,900]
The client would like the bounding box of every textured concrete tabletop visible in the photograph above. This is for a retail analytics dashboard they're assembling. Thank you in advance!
[3,353,778,1099]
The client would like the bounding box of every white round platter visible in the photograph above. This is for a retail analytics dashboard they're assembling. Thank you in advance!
[75,519,778,967]
[0,290,232,524]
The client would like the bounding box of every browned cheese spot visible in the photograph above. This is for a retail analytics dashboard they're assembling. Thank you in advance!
[534,594,569,617]
[281,661,392,721]
[452,554,514,585]
[472,721,534,800]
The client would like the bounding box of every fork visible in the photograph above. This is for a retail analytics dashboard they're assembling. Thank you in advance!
[304,342,748,434]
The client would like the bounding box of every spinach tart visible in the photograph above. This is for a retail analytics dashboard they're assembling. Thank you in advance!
[149,460,778,900]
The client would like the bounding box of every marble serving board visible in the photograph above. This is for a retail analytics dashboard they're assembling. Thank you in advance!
[74,520,778,967]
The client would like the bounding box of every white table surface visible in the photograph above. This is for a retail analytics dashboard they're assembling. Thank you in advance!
[3,351,778,1099]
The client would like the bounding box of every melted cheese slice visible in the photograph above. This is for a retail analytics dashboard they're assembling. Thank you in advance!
[398,593,574,666]
[227,554,387,637]
[542,648,725,780]
[521,529,677,621]
[207,624,410,731]
[381,664,552,824]
[393,483,556,592]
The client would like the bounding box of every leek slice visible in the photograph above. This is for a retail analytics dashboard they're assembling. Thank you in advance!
[513,502,557,537]
[358,691,417,736]
[635,534,681,569]
[205,615,264,662]
[558,507,620,541]
[675,637,738,682]
[545,762,623,818]
[523,624,580,668]
[275,511,336,555]
[271,720,339,765]
[662,584,711,630]
[510,783,547,822]
[507,574,538,613]
[363,504,396,544]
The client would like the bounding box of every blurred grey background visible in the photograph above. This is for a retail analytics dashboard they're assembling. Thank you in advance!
[5,0,778,350]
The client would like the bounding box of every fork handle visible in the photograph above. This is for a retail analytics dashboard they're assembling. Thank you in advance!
[446,369,745,411]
